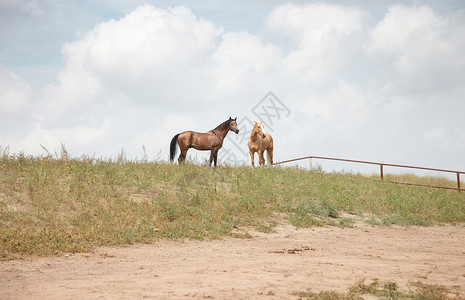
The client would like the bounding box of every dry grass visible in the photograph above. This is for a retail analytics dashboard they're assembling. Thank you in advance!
[1,147,465,259]
[294,278,464,300]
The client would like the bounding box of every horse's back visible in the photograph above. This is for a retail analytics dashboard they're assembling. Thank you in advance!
[179,130,216,151]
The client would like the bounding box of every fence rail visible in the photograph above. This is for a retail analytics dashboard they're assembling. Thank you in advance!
[273,155,465,191]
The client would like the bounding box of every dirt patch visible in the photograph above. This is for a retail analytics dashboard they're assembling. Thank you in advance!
[1,222,465,299]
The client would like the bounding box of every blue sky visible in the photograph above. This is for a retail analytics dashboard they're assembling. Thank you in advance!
[1,0,465,176]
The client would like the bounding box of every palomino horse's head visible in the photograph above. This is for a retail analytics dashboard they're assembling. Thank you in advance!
[254,121,266,138]
[229,117,240,134]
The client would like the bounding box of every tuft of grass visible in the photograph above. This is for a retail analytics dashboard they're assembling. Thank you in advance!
[294,278,459,300]
[381,173,460,190]
[327,217,355,228]
[1,148,465,258]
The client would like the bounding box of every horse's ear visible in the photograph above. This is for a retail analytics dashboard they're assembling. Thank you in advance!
[234,117,237,121]
[229,117,232,121]
[254,121,258,124]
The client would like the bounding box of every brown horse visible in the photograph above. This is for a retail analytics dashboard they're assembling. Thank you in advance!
[170,117,239,167]
[248,120,273,166]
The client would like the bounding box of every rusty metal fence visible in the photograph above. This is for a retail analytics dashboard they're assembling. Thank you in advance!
[273,155,465,191]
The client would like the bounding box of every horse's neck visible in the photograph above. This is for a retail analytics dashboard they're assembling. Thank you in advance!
[215,126,229,140]
[251,128,260,140]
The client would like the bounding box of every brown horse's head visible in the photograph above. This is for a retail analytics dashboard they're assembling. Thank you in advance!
[254,121,266,138]
[229,117,239,134]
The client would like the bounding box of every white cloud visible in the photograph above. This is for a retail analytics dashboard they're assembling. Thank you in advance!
[454,127,465,150]
[40,5,225,130]
[268,3,363,48]
[0,66,31,114]
[390,97,416,115]
[83,5,221,76]
[41,2,367,125]
[365,5,465,95]
[0,0,21,8]
[421,126,465,155]
[298,80,369,132]
[210,31,282,97]
[22,0,44,17]
[22,118,112,154]
[267,3,364,83]
[1,2,465,171]
[422,127,446,143]
[0,65,38,144]
[365,5,444,55]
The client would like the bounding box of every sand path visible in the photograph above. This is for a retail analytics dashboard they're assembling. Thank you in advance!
[1,222,464,299]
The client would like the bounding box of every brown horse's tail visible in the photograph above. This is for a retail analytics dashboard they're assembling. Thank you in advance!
[169,133,180,162]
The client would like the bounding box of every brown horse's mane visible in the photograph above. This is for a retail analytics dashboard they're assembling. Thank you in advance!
[212,119,230,132]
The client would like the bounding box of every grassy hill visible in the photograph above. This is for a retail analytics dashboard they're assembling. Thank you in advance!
[1,151,464,259]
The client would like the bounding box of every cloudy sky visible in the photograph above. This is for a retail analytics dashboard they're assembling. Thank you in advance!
[1,0,464,175]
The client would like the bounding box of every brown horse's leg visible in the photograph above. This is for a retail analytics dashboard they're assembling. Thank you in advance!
[210,147,220,167]
[177,132,190,164]
[178,148,188,164]
[209,153,214,166]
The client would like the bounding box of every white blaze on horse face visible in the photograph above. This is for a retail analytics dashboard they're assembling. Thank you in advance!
[260,122,267,135]
[257,121,266,138]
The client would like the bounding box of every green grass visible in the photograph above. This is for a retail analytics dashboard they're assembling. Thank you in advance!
[293,278,460,300]
[382,173,461,190]
[1,149,465,259]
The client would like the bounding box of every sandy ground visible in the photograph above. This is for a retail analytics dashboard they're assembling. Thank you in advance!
[1,221,465,299]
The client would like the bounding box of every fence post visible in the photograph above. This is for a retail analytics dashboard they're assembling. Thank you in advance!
[458,172,461,191]
[380,164,384,180]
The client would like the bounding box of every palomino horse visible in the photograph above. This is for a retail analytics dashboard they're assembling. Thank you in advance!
[170,117,239,167]
[248,121,273,166]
